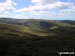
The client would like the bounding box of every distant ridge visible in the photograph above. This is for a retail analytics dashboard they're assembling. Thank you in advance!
[0,18,75,29]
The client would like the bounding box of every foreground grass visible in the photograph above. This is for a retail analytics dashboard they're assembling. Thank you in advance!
[0,35,75,56]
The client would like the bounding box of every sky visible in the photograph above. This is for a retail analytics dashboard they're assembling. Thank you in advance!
[0,0,75,20]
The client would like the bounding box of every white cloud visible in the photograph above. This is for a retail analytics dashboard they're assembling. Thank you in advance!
[0,0,17,16]
[60,4,75,13]
[15,1,74,13]
[15,14,26,18]
[30,10,68,16]
[0,0,17,10]
[15,8,29,12]
[0,0,17,6]
[4,11,10,14]
[54,2,73,9]
[31,0,74,10]
[60,9,75,13]
[32,0,59,5]
[14,0,75,19]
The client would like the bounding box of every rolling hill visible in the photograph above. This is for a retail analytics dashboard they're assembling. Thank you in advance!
[0,18,75,29]
[0,18,75,56]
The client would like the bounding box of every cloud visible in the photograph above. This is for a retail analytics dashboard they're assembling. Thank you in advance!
[0,0,17,6]
[54,2,73,9]
[60,4,75,13]
[15,8,29,12]
[0,10,10,14]
[12,0,75,19]
[32,0,59,5]
[0,0,18,16]
[15,14,26,18]
[15,0,74,14]
[60,9,75,13]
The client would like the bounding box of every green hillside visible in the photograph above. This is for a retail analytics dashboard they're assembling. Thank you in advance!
[0,23,57,37]
[0,18,75,29]
[0,18,75,56]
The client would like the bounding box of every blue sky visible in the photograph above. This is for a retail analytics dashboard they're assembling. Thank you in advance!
[0,0,75,20]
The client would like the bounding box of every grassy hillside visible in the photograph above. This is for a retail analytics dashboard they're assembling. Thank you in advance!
[0,18,75,29]
[0,23,57,37]
[0,18,75,56]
